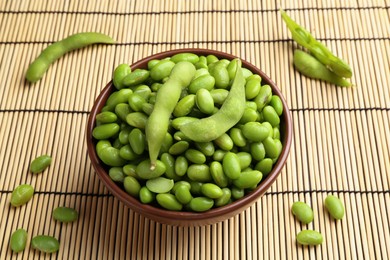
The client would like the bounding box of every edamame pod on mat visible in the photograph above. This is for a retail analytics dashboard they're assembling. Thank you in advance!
[26,32,115,83]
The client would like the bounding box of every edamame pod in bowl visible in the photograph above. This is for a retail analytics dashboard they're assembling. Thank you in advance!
[87,49,292,226]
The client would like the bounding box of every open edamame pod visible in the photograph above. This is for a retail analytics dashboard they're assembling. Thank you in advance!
[180,59,246,142]
[280,9,352,78]
[26,32,115,83]
[293,50,352,87]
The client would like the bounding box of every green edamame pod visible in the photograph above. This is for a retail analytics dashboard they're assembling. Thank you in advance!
[30,155,52,174]
[122,69,150,87]
[26,32,115,83]
[189,197,214,212]
[31,235,60,253]
[180,59,246,142]
[293,50,352,87]
[291,201,314,224]
[296,230,323,246]
[124,176,141,197]
[281,9,352,78]
[11,184,34,207]
[156,193,183,211]
[113,64,131,89]
[146,62,196,168]
[324,195,345,220]
[53,207,79,223]
[10,228,28,253]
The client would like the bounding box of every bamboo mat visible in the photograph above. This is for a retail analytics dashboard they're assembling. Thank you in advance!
[0,0,389,259]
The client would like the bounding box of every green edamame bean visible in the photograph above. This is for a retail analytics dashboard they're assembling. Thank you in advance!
[245,78,261,100]
[146,177,174,193]
[115,103,132,121]
[232,170,262,189]
[174,131,191,141]
[122,69,150,87]
[242,122,269,142]
[254,158,273,176]
[210,161,229,187]
[124,176,141,197]
[246,101,258,110]
[206,54,219,64]
[123,164,138,178]
[150,60,176,81]
[324,195,345,220]
[231,186,245,199]
[173,94,196,117]
[98,146,127,166]
[213,149,227,161]
[156,193,183,211]
[136,159,166,179]
[148,59,160,70]
[96,111,118,124]
[236,152,252,170]
[218,59,230,67]
[109,167,125,182]
[291,201,314,224]
[263,137,282,159]
[142,103,154,115]
[293,49,352,87]
[10,228,28,253]
[246,74,262,82]
[187,164,212,182]
[26,32,115,83]
[214,133,234,151]
[146,62,196,168]
[151,82,163,92]
[160,132,174,154]
[168,141,190,155]
[172,181,191,193]
[254,85,272,111]
[226,59,238,80]
[193,68,209,80]
[190,182,203,195]
[126,112,148,129]
[119,145,138,160]
[171,53,200,64]
[171,117,198,130]
[201,183,223,199]
[161,153,179,180]
[128,93,146,112]
[175,185,193,204]
[261,122,274,137]
[229,128,247,147]
[185,149,206,164]
[113,64,131,89]
[11,184,34,207]
[270,95,283,116]
[195,56,208,69]
[134,85,152,99]
[194,141,215,157]
[96,140,111,154]
[273,127,281,140]
[209,63,230,89]
[262,106,280,127]
[250,142,266,161]
[106,89,133,110]
[189,197,214,212]
[52,207,78,223]
[296,230,323,246]
[210,89,229,105]
[196,89,214,114]
[92,123,120,140]
[31,235,60,253]
[222,152,241,180]
[215,188,232,207]
[241,68,253,79]
[113,138,123,149]
[239,108,258,124]
[30,155,52,174]
[128,128,145,155]
[174,156,188,176]
[188,74,215,94]
[139,186,155,204]
[118,128,131,145]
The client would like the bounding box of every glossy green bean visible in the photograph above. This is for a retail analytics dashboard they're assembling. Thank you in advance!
[10,229,28,253]
[10,184,34,207]
[30,155,52,174]
[31,235,60,253]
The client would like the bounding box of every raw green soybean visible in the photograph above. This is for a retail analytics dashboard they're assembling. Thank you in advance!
[124,176,141,197]
[194,142,215,157]
[150,60,176,81]
[109,167,125,182]
[136,159,166,179]
[146,177,174,193]
[161,153,179,180]
[201,183,223,199]
[115,103,132,121]
[296,230,323,246]
[122,69,150,87]
[11,184,34,207]
[126,112,148,129]
[324,195,345,220]
[250,142,266,161]
[173,94,196,117]
[187,164,212,182]
[242,122,269,142]
[291,201,314,224]
[222,152,241,180]
[52,207,78,223]
[174,156,188,176]
[255,158,273,176]
[31,235,60,253]
[189,197,214,212]
[196,89,214,114]
[169,141,190,155]
[188,74,215,93]
[128,93,146,112]
[119,145,138,161]
[230,128,247,147]
[236,152,252,170]
[156,193,183,211]
[185,149,206,164]
[10,228,28,253]
[113,63,131,90]
[215,188,232,207]
[171,53,200,64]
[270,95,283,116]
[128,128,146,155]
[96,111,118,124]
[214,133,234,151]
[263,137,282,159]
[262,106,280,127]
[245,78,261,100]
[210,161,229,188]
[30,155,52,174]
[232,187,245,199]
[232,170,262,189]
[175,185,193,204]
[139,186,155,204]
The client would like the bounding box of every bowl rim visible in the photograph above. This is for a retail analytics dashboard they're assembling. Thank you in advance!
[86,48,293,224]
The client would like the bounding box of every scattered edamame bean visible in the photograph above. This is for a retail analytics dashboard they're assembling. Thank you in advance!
[10,184,34,207]
[291,201,314,224]
[10,228,28,253]
[296,230,323,246]
[31,235,60,253]
[324,195,345,220]
[52,207,79,223]
[30,155,52,174]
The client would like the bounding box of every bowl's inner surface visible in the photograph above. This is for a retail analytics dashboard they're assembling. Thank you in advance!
[86,49,292,224]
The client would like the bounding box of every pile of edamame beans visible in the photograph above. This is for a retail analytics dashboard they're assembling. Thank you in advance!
[92,52,284,212]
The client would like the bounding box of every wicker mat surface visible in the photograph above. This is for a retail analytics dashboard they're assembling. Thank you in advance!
[0,0,389,259]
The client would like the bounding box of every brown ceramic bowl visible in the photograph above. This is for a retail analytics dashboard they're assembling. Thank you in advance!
[86,49,292,226]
